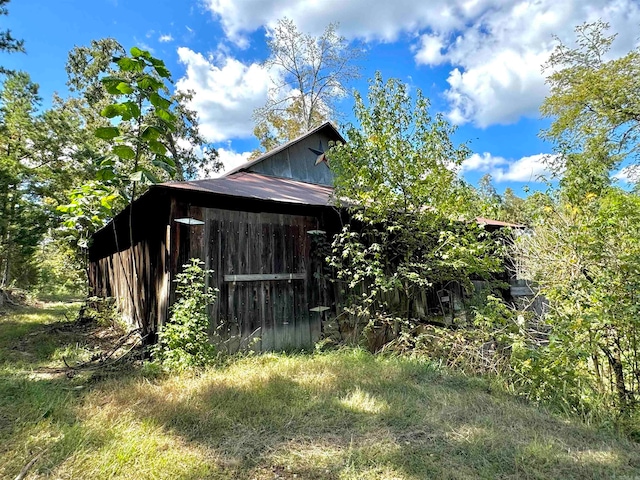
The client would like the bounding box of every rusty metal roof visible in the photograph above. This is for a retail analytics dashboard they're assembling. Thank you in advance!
[158,174,524,227]
[158,172,335,206]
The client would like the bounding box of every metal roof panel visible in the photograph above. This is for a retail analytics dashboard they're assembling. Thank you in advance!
[158,172,335,206]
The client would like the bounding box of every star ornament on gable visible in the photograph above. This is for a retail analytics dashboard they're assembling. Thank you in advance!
[309,141,329,167]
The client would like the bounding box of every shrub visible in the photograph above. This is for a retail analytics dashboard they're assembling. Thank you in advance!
[154,259,217,370]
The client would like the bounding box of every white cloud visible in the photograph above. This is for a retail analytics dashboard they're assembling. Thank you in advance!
[614,165,640,184]
[463,152,553,182]
[216,147,252,176]
[204,0,640,127]
[205,0,472,44]
[159,34,174,43]
[175,47,272,142]
[415,34,446,66]
[435,0,640,126]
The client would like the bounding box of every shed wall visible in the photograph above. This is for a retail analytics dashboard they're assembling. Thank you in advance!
[173,206,328,351]
[88,191,172,336]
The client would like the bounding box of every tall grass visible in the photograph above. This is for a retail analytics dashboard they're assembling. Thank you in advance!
[2,302,640,479]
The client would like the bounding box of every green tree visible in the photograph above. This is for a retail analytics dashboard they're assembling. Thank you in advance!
[514,190,640,416]
[0,0,24,74]
[66,38,220,180]
[252,18,361,156]
[251,96,326,158]
[60,46,182,330]
[512,21,640,421]
[0,72,48,287]
[541,20,640,200]
[476,174,503,220]
[328,73,503,348]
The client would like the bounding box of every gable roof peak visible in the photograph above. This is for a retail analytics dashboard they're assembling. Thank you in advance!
[222,121,344,178]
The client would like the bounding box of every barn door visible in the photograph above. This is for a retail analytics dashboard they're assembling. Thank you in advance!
[207,210,322,351]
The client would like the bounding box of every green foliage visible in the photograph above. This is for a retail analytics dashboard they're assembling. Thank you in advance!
[0,71,50,287]
[34,240,86,296]
[154,259,217,370]
[541,21,640,199]
[94,46,178,189]
[251,96,327,158]
[0,0,24,75]
[328,73,504,347]
[515,190,640,418]
[499,21,640,428]
[57,182,117,250]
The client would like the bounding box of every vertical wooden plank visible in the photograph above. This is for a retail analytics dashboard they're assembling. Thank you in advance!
[271,220,282,350]
[294,219,306,349]
[237,212,249,348]
[291,219,301,348]
[189,206,204,259]
[206,210,217,332]
[261,218,273,351]
[158,223,171,329]
[307,216,322,346]
[219,210,230,347]
[299,218,312,349]
[245,215,259,350]
[281,222,291,349]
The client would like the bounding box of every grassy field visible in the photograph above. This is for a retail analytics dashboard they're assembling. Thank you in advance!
[2,301,640,479]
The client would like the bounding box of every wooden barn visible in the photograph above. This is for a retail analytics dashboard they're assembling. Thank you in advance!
[89,121,524,351]
[89,122,344,351]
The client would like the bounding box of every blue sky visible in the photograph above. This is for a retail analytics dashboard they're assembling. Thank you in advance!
[2,0,639,194]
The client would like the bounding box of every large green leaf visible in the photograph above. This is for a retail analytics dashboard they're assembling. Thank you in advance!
[130,47,151,59]
[149,92,171,110]
[154,65,171,79]
[153,156,176,175]
[148,139,167,155]
[123,101,141,120]
[116,82,134,94]
[95,126,120,140]
[137,75,163,91]
[156,108,177,125]
[100,103,128,119]
[140,168,160,184]
[141,125,163,141]
[116,57,143,73]
[97,166,116,181]
[113,145,136,160]
[101,76,130,94]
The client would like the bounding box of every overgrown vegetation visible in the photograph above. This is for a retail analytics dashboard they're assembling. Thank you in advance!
[3,2,640,455]
[502,21,640,427]
[357,21,640,434]
[2,301,640,479]
[0,34,220,297]
[154,259,217,371]
[328,73,504,350]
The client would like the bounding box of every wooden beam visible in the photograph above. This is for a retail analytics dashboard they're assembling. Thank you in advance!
[223,273,306,282]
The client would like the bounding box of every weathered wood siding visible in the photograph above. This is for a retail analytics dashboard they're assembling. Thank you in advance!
[172,206,325,351]
[88,192,171,336]
[247,130,337,186]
